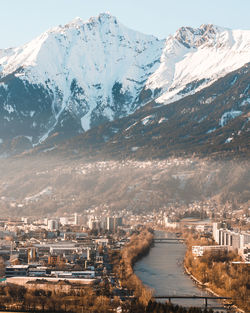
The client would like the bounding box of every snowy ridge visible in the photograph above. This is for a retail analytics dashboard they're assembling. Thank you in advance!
[146,25,250,104]
[0,13,164,132]
[0,13,250,145]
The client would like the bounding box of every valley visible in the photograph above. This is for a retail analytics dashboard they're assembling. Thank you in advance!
[0,156,248,218]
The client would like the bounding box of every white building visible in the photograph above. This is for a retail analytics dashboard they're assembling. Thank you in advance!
[213,223,220,243]
[164,216,177,229]
[21,217,30,224]
[192,245,229,257]
[213,223,250,250]
[74,213,79,226]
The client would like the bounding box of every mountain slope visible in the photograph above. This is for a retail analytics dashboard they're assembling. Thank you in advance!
[0,13,164,146]
[41,63,249,160]
[0,14,249,149]
[146,25,250,104]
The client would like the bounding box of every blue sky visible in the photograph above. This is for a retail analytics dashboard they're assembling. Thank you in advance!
[1,0,250,48]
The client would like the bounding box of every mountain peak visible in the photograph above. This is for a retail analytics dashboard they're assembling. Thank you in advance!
[174,24,226,48]
[59,13,118,32]
[90,12,119,27]
[65,12,117,28]
[97,12,117,22]
[68,16,84,26]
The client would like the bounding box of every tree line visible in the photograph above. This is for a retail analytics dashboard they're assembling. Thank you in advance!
[183,229,249,311]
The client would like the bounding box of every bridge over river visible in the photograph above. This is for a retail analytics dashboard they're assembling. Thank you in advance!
[134,231,228,310]
[153,237,185,243]
[153,295,231,308]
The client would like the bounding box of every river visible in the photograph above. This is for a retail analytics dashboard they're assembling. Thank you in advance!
[134,231,226,311]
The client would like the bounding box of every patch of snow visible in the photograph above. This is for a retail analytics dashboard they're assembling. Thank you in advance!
[158,117,168,124]
[24,136,33,142]
[0,82,8,90]
[230,76,238,85]
[225,137,233,143]
[141,115,155,126]
[111,127,119,133]
[219,110,242,127]
[198,116,207,123]
[206,128,216,134]
[240,97,250,107]
[81,113,91,131]
[240,117,250,131]
[34,107,65,145]
[4,104,14,113]
[131,147,139,152]
[43,147,56,153]
[125,122,138,132]
[204,96,216,104]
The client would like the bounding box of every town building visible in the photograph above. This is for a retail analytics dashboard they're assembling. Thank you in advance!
[213,223,250,250]
[107,217,123,232]
[192,245,229,257]
[47,220,59,231]
[5,265,29,277]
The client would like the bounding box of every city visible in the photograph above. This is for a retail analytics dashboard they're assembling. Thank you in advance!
[0,207,249,311]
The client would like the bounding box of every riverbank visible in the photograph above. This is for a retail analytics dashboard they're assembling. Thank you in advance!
[182,230,247,312]
[183,265,228,305]
[134,230,227,310]
[184,262,245,313]
[161,227,247,312]
[112,228,154,305]
[117,229,214,313]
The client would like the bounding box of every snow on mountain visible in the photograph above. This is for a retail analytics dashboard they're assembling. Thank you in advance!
[146,24,250,104]
[219,110,242,127]
[0,13,249,146]
[0,13,164,134]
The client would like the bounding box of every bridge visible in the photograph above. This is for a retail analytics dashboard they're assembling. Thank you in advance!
[153,295,231,308]
[153,237,185,243]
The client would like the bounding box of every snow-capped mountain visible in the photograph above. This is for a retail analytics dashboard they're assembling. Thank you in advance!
[146,24,250,104]
[0,13,249,148]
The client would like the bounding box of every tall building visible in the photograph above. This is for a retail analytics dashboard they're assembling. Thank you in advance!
[212,223,220,244]
[107,217,122,232]
[114,217,123,229]
[28,248,38,263]
[74,213,79,226]
[106,217,114,232]
[88,218,101,230]
[213,223,250,250]
[47,219,59,231]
